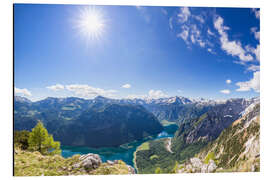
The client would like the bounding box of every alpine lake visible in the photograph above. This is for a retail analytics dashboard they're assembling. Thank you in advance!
[61,124,178,168]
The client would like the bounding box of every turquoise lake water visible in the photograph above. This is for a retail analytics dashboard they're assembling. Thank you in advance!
[61,124,178,168]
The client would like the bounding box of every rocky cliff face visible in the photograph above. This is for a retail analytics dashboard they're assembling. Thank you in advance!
[176,102,260,173]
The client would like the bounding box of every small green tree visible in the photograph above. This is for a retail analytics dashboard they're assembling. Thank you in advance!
[28,121,61,155]
[155,167,162,174]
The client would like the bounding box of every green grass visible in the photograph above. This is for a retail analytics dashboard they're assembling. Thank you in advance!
[14,148,132,176]
[137,142,150,151]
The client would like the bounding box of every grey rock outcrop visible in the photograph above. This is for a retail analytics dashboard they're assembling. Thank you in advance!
[73,153,102,171]
[207,160,217,173]
[178,158,217,173]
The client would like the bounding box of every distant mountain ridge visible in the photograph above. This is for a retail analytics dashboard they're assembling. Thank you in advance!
[15,95,258,148]
[15,95,259,125]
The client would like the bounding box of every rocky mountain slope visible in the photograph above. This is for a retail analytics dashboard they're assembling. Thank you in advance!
[133,97,259,174]
[172,98,258,153]
[177,102,260,173]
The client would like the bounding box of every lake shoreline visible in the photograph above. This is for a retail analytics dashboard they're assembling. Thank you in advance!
[61,124,179,169]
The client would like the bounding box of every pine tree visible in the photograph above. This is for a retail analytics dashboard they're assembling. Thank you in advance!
[28,121,61,155]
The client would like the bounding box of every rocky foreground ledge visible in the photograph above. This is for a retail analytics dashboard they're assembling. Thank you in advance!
[14,148,135,176]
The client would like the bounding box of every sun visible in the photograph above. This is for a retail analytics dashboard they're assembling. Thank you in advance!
[75,7,106,41]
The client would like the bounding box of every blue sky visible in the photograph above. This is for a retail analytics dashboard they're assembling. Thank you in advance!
[14,4,260,101]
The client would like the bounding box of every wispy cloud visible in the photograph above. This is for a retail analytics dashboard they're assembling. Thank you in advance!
[193,15,204,24]
[226,79,232,84]
[127,89,168,99]
[169,17,174,30]
[214,16,253,62]
[177,25,189,42]
[122,84,131,89]
[173,8,214,51]
[252,8,260,19]
[220,89,230,94]
[251,27,260,41]
[236,71,260,92]
[247,65,260,72]
[246,44,260,61]
[207,28,215,36]
[15,87,32,97]
[65,84,117,99]
[46,84,65,91]
[177,7,191,23]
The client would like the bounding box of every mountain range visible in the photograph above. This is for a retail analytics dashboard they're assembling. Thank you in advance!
[14,95,259,153]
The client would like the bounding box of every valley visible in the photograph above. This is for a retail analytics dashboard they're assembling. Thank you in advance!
[14,95,260,174]
[60,124,178,168]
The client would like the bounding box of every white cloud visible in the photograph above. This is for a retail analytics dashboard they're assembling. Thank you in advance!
[46,84,65,91]
[214,16,253,62]
[65,84,117,98]
[207,48,216,54]
[177,7,190,23]
[178,29,189,42]
[226,79,232,84]
[246,44,260,61]
[207,28,215,36]
[148,89,169,99]
[15,87,32,97]
[177,90,183,93]
[126,94,146,99]
[169,17,173,30]
[178,24,207,48]
[251,27,260,41]
[220,89,230,94]
[247,65,260,72]
[236,71,260,92]
[190,24,206,47]
[193,15,204,23]
[122,84,131,89]
[252,8,260,19]
[127,89,168,99]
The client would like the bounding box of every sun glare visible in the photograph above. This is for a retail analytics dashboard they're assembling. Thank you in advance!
[75,7,106,41]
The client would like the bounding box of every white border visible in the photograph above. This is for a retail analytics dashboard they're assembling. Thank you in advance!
[1,0,270,180]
